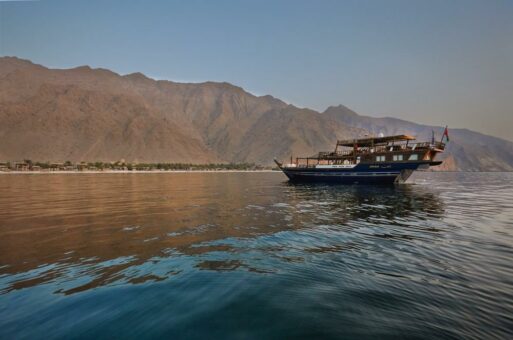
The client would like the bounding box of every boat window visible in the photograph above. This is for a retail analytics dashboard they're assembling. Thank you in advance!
[393,154,403,161]
[376,155,386,162]
[409,154,418,161]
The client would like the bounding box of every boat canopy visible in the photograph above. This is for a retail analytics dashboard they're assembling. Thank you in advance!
[336,134,416,147]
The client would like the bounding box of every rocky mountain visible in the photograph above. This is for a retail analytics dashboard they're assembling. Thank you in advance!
[0,57,362,164]
[324,105,513,171]
[1,56,512,171]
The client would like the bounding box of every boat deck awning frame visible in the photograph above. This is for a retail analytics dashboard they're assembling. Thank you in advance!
[336,134,416,147]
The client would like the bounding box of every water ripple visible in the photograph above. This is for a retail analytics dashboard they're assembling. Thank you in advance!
[0,172,512,338]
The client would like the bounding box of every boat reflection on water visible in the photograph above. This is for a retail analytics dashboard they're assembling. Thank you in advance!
[283,181,444,222]
[0,173,444,295]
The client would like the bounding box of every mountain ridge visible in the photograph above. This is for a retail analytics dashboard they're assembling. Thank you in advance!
[1,57,512,171]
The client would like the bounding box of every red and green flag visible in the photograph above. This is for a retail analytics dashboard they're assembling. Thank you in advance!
[443,126,449,142]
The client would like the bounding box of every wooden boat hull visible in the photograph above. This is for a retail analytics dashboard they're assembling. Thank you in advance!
[276,161,442,184]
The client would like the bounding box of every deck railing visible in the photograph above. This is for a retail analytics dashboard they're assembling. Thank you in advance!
[290,140,445,167]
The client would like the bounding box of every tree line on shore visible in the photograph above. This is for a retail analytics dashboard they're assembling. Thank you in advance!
[0,160,274,171]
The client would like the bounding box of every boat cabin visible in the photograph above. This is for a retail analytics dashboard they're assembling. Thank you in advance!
[289,134,445,168]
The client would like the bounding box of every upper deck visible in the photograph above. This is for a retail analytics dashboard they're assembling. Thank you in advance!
[336,134,416,148]
[282,134,446,168]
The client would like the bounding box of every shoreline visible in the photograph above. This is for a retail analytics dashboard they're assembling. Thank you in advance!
[1,170,512,175]
[0,170,279,174]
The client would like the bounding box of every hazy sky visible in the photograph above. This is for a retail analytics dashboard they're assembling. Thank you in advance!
[1,0,512,140]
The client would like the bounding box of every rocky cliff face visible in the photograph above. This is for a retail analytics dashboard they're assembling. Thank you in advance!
[0,57,362,164]
[1,57,512,170]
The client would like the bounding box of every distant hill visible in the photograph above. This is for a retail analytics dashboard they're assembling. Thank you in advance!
[324,105,513,171]
[1,56,512,171]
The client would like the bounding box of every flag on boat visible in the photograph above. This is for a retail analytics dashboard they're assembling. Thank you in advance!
[443,126,449,142]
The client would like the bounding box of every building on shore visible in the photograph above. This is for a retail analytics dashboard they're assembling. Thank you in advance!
[14,162,30,171]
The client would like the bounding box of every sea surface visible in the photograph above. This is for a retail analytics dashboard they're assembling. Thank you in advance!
[0,172,512,339]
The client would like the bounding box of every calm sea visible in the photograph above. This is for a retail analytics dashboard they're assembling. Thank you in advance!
[0,172,512,339]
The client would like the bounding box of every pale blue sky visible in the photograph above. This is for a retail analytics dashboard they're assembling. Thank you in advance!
[1,0,512,140]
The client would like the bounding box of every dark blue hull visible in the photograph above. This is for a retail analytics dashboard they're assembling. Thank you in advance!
[279,162,437,184]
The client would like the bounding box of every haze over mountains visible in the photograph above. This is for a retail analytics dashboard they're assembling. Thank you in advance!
[1,57,512,171]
